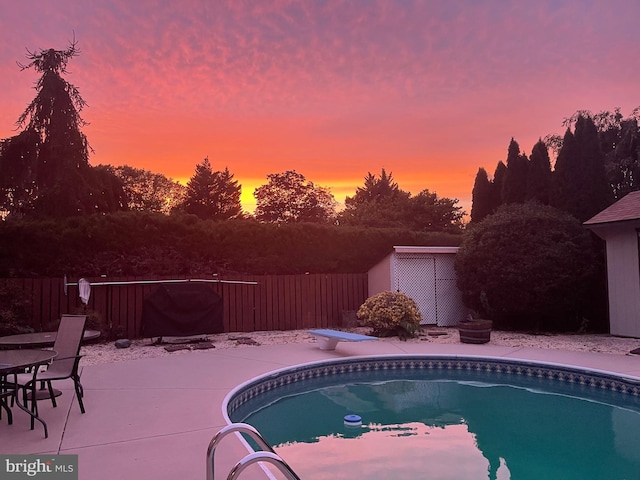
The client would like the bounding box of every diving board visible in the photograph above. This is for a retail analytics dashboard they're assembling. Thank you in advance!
[308,329,378,351]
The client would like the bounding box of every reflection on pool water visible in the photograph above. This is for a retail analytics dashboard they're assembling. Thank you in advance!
[271,421,497,479]
[226,356,640,480]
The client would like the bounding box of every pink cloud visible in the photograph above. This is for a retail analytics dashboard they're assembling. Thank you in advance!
[1,0,639,217]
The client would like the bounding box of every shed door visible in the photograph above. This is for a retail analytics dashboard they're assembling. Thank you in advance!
[394,254,436,325]
[435,255,467,326]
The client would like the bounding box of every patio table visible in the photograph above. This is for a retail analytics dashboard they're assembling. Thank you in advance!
[0,348,57,437]
[0,329,101,348]
[0,330,98,400]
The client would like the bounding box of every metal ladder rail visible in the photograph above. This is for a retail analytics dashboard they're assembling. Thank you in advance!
[227,451,300,480]
[207,423,301,480]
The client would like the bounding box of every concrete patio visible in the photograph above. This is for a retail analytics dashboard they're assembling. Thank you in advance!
[2,338,640,479]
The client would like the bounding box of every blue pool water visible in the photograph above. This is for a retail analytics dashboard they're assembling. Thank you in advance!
[226,356,640,479]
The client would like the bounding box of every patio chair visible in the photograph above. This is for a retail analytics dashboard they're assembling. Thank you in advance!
[0,374,16,425]
[13,363,50,435]
[15,314,88,419]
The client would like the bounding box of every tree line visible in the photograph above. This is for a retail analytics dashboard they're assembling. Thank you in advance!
[0,41,464,235]
[463,108,640,332]
[471,108,640,224]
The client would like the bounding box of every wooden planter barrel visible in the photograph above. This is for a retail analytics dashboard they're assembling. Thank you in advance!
[458,319,492,344]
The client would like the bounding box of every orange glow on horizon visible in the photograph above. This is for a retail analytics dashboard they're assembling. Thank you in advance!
[174,171,472,216]
[0,1,638,221]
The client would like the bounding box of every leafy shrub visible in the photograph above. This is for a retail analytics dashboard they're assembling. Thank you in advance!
[454,203,598,331]
[357,291,422,339]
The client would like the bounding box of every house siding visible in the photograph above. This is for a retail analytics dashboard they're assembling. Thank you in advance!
[368,253,392,294]
[604,227,640,337]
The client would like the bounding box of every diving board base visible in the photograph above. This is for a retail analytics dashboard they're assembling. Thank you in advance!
[317,337,340,350]
[308,329,378,351]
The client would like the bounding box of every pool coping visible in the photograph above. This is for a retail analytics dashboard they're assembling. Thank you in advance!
[226,354,640,419]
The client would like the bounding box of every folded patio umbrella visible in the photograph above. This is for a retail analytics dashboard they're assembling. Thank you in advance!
[78,278,91,305]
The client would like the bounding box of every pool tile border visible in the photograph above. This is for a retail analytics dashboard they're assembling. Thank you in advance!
[227,355,640,418]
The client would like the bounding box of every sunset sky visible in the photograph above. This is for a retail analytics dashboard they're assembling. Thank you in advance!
[1,0,638,215]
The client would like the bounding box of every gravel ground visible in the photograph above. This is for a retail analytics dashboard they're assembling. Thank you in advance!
[79,327,640,367]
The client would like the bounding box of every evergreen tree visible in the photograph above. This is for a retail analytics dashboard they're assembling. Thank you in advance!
[551,128,580,215]
[526,139,552,204]
[213,167,243,219]
[492,161,507,211]
[502,139,529,204]
[339,169,411,227]
[553,116,611,222]
[339,169,462,232]
[180,158,242,220]
[573,115,611,220]
[345,168,401,206]
[470,167,494,223]
[0,40,126,217]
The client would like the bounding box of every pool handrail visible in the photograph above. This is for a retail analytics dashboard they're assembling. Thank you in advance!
[206,422,301,480]
[227,451,301,480]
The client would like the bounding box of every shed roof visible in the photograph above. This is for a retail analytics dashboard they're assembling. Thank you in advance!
[393,246,459,254]
[583,191,640,226]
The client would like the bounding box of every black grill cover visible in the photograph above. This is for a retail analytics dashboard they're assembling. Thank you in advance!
[141,283,223,337]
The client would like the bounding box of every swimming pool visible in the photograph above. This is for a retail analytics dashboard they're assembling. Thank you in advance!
[225,355,640,479]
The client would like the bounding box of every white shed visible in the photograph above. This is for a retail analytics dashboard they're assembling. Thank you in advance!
[368,246,467,326]
[584,191,640,338]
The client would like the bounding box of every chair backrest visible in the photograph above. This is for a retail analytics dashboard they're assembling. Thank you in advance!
[49,315,87,376]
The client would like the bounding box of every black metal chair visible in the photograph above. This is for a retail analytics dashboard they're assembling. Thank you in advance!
[4,357,52,436]
[0,373,16,425]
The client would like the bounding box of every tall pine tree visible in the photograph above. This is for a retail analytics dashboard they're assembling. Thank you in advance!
[552,116,611,222]
[492,161,507,210]
[526,139,552,204]
[0,40,126,217]
[339,169,410,227]
[180,158,242,220]
[552,128,579,215]
[502,139,529,204]
[470,167,494,223]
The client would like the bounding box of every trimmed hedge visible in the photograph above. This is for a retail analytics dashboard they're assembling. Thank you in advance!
[454,203,600,331]
[0,212,462,276]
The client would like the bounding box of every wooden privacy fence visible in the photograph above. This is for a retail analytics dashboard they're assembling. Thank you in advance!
[1,274,368,339]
